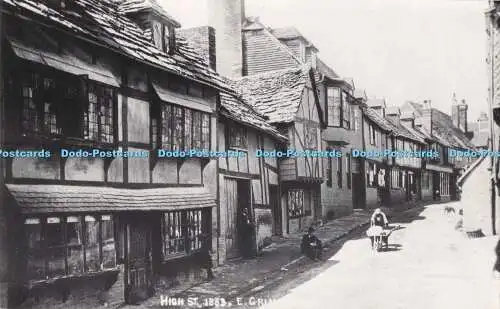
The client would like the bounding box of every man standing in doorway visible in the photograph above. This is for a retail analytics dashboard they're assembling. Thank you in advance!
[239,208,255,258]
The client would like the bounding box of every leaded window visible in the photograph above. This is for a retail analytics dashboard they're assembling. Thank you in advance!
[229,124,247,149]
[24,214,116,281]
[84,83,115,143]
[304,124,317,150]
[342,91,350,129]
[152,103,211,151]
[161,209,206,258]
[288,189,305,218]
[14,68,116,143]
[21,72,40,136]
[327,87,341,127]
[173,106,184,151]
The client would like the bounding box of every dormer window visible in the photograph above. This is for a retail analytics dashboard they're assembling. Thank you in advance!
[152,21,175,54]
[152,21,164,50]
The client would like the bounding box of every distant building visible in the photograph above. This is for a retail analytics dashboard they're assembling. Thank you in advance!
[468,112,490,149]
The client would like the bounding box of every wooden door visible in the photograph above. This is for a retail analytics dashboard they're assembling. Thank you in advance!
[225,178,239,259]
[125,217,152,304]
[352,158,366,209]
[270,185,282,236]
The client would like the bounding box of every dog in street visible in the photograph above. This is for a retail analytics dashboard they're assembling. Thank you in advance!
[444,206,456,214]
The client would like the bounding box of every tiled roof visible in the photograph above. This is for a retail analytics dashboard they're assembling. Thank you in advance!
[242,18,302,75]
[431,109,475,149]
[6,184,215,214]
[367,98,386,108]
[385,117,426,144]
[230,66,311,124]
[316,57,341,81]
[118,0,181,27]
[363,107,392,132]
[2,0,233,93]
[219,92,287,141]
[271,26,317,50]
[401,101,474,149]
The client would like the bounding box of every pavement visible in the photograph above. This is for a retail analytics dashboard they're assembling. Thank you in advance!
[131,202,428,309]
[255,202,500,309]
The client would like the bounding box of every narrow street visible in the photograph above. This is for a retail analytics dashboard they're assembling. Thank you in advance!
[234,203,500,309]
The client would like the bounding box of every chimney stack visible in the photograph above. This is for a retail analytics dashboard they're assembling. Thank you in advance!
[417,100,432,134]
[208,0,245,78]
[452,96,468,133]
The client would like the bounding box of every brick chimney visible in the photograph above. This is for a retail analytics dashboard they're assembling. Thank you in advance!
[415,100,432,134]
[177,27,216,70]
[452,98,468,133]
[208,0,245,78]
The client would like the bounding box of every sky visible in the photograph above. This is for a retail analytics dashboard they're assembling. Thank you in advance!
[160,0,489,121]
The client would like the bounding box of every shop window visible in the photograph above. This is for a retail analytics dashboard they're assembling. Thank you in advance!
[161,209,205,259]
[24,214,116,281]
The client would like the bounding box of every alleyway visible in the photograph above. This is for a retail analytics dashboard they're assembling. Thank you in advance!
[255,203,499,309]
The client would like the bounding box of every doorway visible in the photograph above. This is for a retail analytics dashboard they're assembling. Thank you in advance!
[270,185,282,236]
[224,178,251,259]
[351,158,366,209]
[124,214,153,304]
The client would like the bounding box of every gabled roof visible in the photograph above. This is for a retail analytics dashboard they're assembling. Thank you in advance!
[385,117,426,144]
[219,92,287,141]
[402,101,474,149]
[2,0,233,93]
[431,109,475,149]
[230,66,312,124]
[316,57,340,80]
[270,26,318,51]
[363,107,393,132]
[241,17,302,75]
[118,0,181,27]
